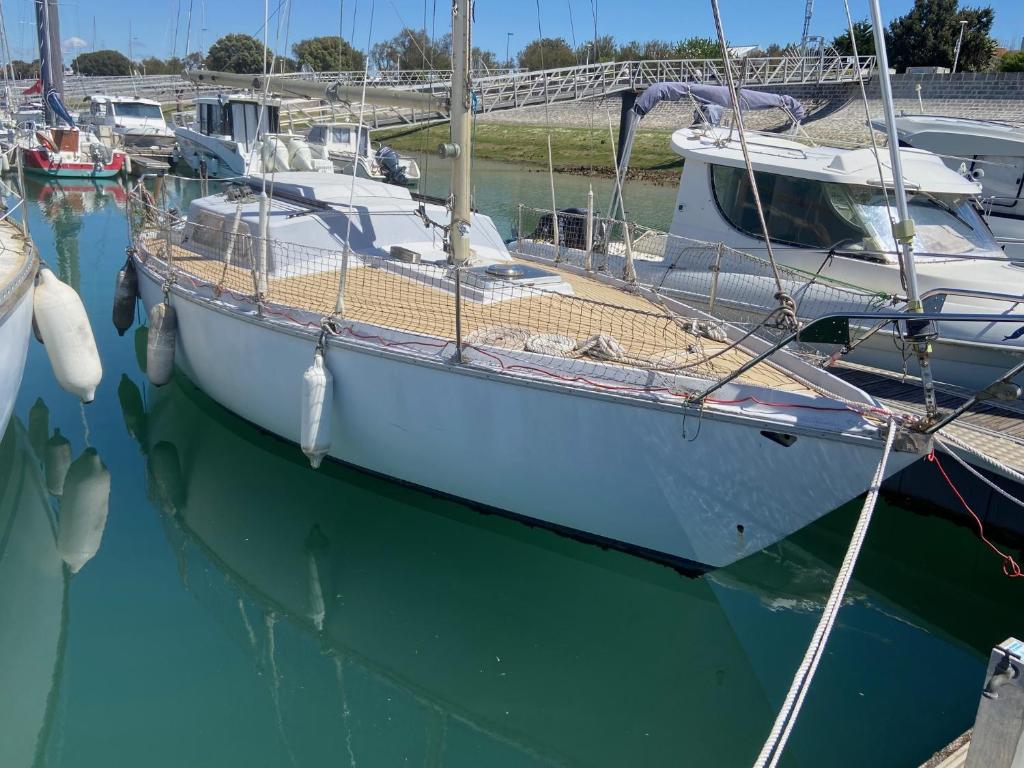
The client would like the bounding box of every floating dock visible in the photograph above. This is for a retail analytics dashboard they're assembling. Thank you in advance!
[127,154,170,177]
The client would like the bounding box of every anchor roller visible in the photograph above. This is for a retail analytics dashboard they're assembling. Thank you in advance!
[33,268,103,403]
[300,350,333,469]
[146,301,177,387]
[112,256,139,336]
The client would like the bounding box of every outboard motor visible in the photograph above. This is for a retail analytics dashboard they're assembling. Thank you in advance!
[529,207,606,251]
[375,144,409,186]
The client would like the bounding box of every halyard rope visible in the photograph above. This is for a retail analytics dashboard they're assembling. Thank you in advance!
[753,418,897,768]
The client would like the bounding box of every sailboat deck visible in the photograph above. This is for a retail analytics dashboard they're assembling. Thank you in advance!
[147,238,817,394]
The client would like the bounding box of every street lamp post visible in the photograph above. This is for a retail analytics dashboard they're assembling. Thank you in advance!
[952,19,968,73]
[506,32,513,69]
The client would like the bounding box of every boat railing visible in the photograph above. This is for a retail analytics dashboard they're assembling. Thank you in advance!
[130,188,885,396]
[697,309,1024,425]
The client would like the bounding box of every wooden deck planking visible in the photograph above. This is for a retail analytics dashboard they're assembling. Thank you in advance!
[147,239,815,393]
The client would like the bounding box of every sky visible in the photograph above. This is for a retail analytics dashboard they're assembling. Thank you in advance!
[6,0,1024,64]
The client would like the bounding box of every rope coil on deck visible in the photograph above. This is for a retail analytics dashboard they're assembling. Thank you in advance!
[753,419,897,768]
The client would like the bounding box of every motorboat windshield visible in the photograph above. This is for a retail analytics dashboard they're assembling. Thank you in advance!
[827,186,1000,259]
[307,124,370,156]
[112,102,164,120]
[710,163,1002,261]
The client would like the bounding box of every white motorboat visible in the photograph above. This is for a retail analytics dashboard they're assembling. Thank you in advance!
[79,95,177,156]
[0,215,37,438]
[871,115,1024,260]
[172,92,333,178]
[305,122,421,185]
[519,126,1024,391]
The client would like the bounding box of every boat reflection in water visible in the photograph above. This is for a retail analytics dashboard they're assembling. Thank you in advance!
[120,371,1015,766]
[0,411,110,767]
[125,373,782,766]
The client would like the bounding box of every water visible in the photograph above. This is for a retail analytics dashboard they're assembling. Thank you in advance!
[2,166,1021,768]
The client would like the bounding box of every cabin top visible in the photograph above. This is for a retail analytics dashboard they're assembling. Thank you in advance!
[670,126,982,196]
[86,95,162,107]
[194,92,281,107]
[875,115,1024,159]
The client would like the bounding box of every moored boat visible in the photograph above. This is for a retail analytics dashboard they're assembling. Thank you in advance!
[22,126,127,179]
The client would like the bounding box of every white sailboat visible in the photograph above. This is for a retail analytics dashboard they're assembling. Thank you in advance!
[0,212,36,438]
[122,0,931,571]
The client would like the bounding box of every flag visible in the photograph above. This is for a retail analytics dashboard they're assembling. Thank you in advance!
[22,79,42,95]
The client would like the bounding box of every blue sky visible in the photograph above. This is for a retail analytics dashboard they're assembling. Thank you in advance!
[8,0,1024,63]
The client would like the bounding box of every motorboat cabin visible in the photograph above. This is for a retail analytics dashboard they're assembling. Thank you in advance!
[173,93,282,177]
[79,95,176,155]
[305,122,421,185]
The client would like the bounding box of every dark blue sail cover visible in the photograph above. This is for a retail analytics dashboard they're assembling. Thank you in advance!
[633,82,806,125]
[44,88,75,128]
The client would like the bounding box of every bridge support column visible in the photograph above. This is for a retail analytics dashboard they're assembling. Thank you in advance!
[615,90,638,173]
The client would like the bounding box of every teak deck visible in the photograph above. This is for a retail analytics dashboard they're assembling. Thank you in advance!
[145,237,820,395]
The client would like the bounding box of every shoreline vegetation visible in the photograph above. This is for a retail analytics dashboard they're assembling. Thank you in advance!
[373,122,684,185]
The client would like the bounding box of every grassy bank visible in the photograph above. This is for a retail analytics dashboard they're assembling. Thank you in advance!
[374,122,683,184]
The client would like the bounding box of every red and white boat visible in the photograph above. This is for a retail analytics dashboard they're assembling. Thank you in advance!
[21,127,126,179]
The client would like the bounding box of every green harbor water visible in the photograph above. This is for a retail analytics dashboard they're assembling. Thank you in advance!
[2,168,1022,768]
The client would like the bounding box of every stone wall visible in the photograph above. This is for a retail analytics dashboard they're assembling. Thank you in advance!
[478,72,1024,146]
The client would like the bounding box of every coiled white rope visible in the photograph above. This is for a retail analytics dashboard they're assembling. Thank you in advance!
[753,418,897,768]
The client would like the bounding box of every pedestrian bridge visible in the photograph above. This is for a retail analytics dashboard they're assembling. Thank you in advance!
[44,53,875,130]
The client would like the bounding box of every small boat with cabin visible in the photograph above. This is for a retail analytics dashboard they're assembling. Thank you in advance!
[173,92,280,177]
[78,95,176,157]
[22,126,127,178]
[305,121,421,185]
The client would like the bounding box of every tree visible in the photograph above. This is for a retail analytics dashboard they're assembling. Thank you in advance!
[886,0,996,72]
[1001,51,1024,71]
[206,33,269,73]
[472,47,498,71]
[517,37,575,70]
[370,28,451,70]
[576,34,616,63]
[183,51,206,70]
[673,37,720,59]
[292,35,365,72]
[10,59,37,79]
[72,50,132,76]
[831,20,876,55]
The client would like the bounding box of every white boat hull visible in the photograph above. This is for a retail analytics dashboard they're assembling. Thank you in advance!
[0,282,33,439]
[172,128,247,178]
[136,259,918,570]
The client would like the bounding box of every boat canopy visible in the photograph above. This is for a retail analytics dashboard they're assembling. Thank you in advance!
[634,82,807,126]
[671,127,982,196]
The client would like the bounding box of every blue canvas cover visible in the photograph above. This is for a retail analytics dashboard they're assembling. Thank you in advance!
[633,82,806,125]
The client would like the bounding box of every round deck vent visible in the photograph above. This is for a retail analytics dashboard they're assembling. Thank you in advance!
[485,263,526,278]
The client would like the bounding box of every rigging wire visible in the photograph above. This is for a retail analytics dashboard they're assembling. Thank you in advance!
[533,0,560,260]
[709,0,795,329]
[335,0,375,316]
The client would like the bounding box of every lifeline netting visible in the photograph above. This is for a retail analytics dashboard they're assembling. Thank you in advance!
[129,190,869,395]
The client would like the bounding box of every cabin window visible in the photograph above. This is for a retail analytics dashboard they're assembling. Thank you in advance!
[308,126,326,143]
[112,103,163,120]
[710,164,1000,258]
[710,164,863,250]
[972,155,1023,211]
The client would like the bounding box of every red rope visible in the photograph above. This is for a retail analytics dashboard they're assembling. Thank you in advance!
[927,450,1023,578]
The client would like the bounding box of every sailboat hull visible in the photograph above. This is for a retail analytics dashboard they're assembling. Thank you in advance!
[135,258,917,570]
[0,288,32,440]
[21,147,125,179]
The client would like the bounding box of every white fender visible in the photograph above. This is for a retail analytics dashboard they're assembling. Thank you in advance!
[300,351,333,469]
[44,428,72,497]
[146,301,177,386]
[112,257,138,336]
[33,268,103,403]
[58,448,111,574]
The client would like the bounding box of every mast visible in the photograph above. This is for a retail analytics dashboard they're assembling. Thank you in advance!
[448,0,472,265]
[34,0,62,126]
[867,0,938,416]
